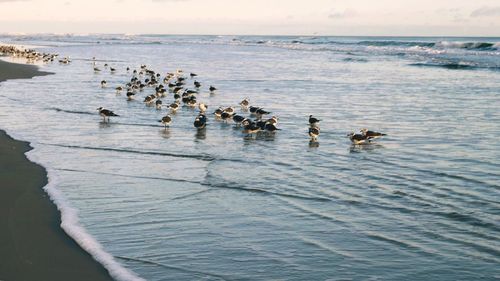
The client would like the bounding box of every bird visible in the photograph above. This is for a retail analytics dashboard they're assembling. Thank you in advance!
[265,123,280,133]
[159,115,172,129]
[232,114,246,124]
[242,121,261,135]
[155,99,163,110]
[347,132,370,145]
[126,91,135,100]
[110,67,116,73]
[94,67,101,72]
[223,107,234,114]
[309,127,320,142]
[115,86,123,93]
[144,94,156,105]
[249,106,259,114]
[169,101,180,112]
[194,114,207,129]
[100,80,107,88]
[309,115,320,126]
[360,128,386,139]
[255,108,271,118]
[198,103,207,113]
[97,107,119,122]
[209,85,217,92]
[194,81,201,88]
[267,116,278,125]
[221,111,234,121]
[239,98,250,109]
[190,73,198,78]
[213,107,223,118]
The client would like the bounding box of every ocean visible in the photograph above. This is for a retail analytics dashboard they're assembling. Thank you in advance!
[0,34,499,281]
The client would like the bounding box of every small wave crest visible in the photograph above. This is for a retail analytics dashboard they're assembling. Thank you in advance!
[434,41,499,51]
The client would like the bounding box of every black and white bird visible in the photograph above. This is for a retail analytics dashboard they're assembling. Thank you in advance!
[309,127,320,142]
[213,107,223,118]
[209,85,217,92]
[255,108,271,118]
[265,123,280,133]
[194,114,207,129]
[169,101,180,112]
[159,115,172,129]
[309,115,320,126]
[242,121,261,135]
[194,81,201,88]
[97,107,119,122]
[115,86,123,93]
[347,132,370,145]
[94,67,101,72]
[100,80,107,88]
[126,91,135,100]
[232,114,246,124]
[249,106,259,114]
[190,73,198,78]
[360,129,387,139]
[156,99,163,110]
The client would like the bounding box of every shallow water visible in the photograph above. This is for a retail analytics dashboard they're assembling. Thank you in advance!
[1,35,499,281]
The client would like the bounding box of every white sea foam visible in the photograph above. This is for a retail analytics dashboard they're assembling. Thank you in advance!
[19,140,146,281]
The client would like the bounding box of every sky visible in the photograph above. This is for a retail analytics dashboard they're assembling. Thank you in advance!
[1,0,500,36]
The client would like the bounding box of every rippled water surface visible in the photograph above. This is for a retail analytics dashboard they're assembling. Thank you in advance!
[1,35,499,281]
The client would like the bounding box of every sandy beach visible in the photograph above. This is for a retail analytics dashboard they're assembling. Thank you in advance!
[0,60,114,281]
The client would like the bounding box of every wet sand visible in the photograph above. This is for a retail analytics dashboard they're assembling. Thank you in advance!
[0,59,52,82]
[0,60,114,281]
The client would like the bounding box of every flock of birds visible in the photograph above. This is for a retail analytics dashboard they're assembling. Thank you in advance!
[93,60,386,145]
[1,45,387,145]
[0,45,60,63]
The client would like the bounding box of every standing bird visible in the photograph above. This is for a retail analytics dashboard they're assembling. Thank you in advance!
[209,85,217,92]
[159,115,172,129]
[198,102,208,113]
[156,99,163,110]
[309,127,320,142]
[360,128,387,140]
[115,86,123,93]
[97,107,119,122]
[309,115,320,126]
[265,123,280,133]
[100,80,107,88]
[126,91,135,101]
[169,100,180,113]
[239,98,250,109]
[194,114,207,129]
[194,81,201,88]
[347,132,370,145]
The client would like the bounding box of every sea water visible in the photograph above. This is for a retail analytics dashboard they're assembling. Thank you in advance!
[0,34,499,281]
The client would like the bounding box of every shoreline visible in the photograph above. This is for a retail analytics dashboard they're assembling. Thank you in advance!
[0,58,52,82]
[0,60,115,281]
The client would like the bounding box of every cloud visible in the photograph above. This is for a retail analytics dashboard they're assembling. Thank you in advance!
[328,9,356,19]
[470,6,500,17]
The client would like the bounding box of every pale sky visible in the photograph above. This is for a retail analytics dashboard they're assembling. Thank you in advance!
[1,0,500,36]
